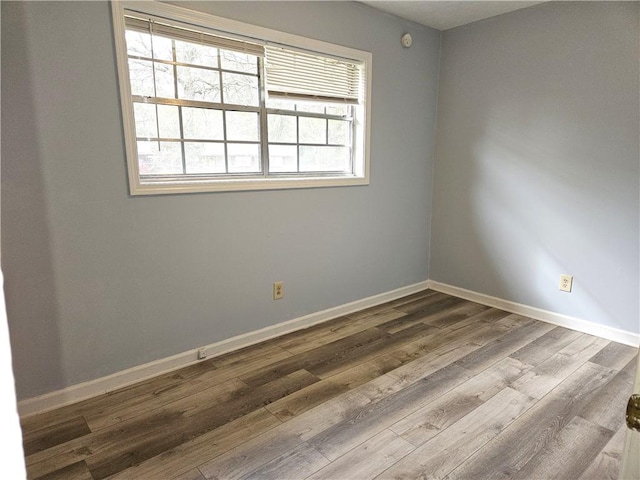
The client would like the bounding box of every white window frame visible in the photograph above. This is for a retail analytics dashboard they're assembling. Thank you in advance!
[111,1,372,195]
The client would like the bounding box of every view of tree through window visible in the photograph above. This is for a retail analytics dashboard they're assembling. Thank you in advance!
[126,27,262,175]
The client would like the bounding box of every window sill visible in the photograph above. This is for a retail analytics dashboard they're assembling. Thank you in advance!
[129,175,370,195]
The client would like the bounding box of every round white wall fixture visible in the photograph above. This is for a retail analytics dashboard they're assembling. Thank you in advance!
[401,33,412,48]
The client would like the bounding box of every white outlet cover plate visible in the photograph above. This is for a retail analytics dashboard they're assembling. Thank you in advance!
[559,275,573,292]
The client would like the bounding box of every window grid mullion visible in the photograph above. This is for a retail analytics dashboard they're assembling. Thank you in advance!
[132,96,260,113]
[218,49,229,174]
[127,54,258,77]
[325,110,329,146]
[170,39,187,175]
[264,108,352,121]
[350,105,356,174]
[258,57,269,177]
[296,107,300,173]
[148,28,162,152]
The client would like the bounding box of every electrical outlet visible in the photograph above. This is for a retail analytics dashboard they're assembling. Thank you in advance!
[273,281,284,300]
[197,348,207,360]
[559,274,573,293]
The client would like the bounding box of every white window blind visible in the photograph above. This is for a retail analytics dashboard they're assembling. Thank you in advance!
[265,46,362,104]
[124,15,265,58]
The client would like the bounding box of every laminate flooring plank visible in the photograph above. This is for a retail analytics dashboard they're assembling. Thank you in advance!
[86,370,320,479]
[344,290,436,321]
[376,387,535,480]
[249,322,433,393]
[106,408,280,480]
[279,310,407,355]
[319,327,480,393]
[453,319,555,374]
[171,468,207,480]
[358,309,516,388]
[26,378,249,479]
[392,292,453,314]
[34,461,94,480]
[85,346,293,432]
[21,344,290,433]
[589,342,639,371]
[511,416,613,480]
[386,316,535,387]
[29,371,312,479]
[306,429,415,480]
[309,323,438,379]
[509,326,583,367]
[196,384,380,480]
[309,324,438,378]
[375,302,471,335]
[578,357,636,431]
[391,297,468,327]
[385,289,441,309]
[264,378,352,422]
[580,425,627,480]
[260,329,345,356]
[389,357,531,447]
[445,361,617,480]
[266,327,451,422]
[198,373,403,479]
[419,303,490,331]
[239,328,389,387]
[510,335,610,399]
[23,416,91,457]
[345,290,420,321]
[455,306,513,324]
[331,310,408,337]
[307,363,474,461]
[243,442,329,480]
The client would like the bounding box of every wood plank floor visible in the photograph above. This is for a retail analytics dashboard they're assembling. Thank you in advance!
[20,290,638,480]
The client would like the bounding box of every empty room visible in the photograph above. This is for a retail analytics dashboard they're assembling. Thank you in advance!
[2,1,639,479]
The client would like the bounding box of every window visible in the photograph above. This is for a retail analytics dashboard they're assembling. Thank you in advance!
[112,2,371,195]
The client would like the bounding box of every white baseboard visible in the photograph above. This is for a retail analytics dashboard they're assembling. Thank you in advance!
[18,281,430,418]
[427,280,640,348]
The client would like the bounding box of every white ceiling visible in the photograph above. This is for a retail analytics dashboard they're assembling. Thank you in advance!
[360,1,545,30]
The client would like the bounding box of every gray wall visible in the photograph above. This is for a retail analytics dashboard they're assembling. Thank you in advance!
[430,2,639,334]
[1,1,441,399]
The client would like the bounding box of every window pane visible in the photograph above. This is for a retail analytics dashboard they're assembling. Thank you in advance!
[328,119,350,145]
[184,142,226,174]
[157,105,180,138]
[133,103,157,138]
[296,103,325,114]
[177,66,220,102]
[267,114,296,143]
[175,40,218,68]
[268,145,297,173]
[326,105,349,116]
[126,30,152,58]
[228,143,260,173]
[133,104,180,139]
[154,62,175,98]
[128,59,154,96]
[299,117,326,144]
[220,50,257,74]
[182,107,224,140]
[222,72,259,106]
[266,98,296,111]
[151,35,173,61]
[226,111,259,141]
[137,141,183,175]
[299,146,349,172]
